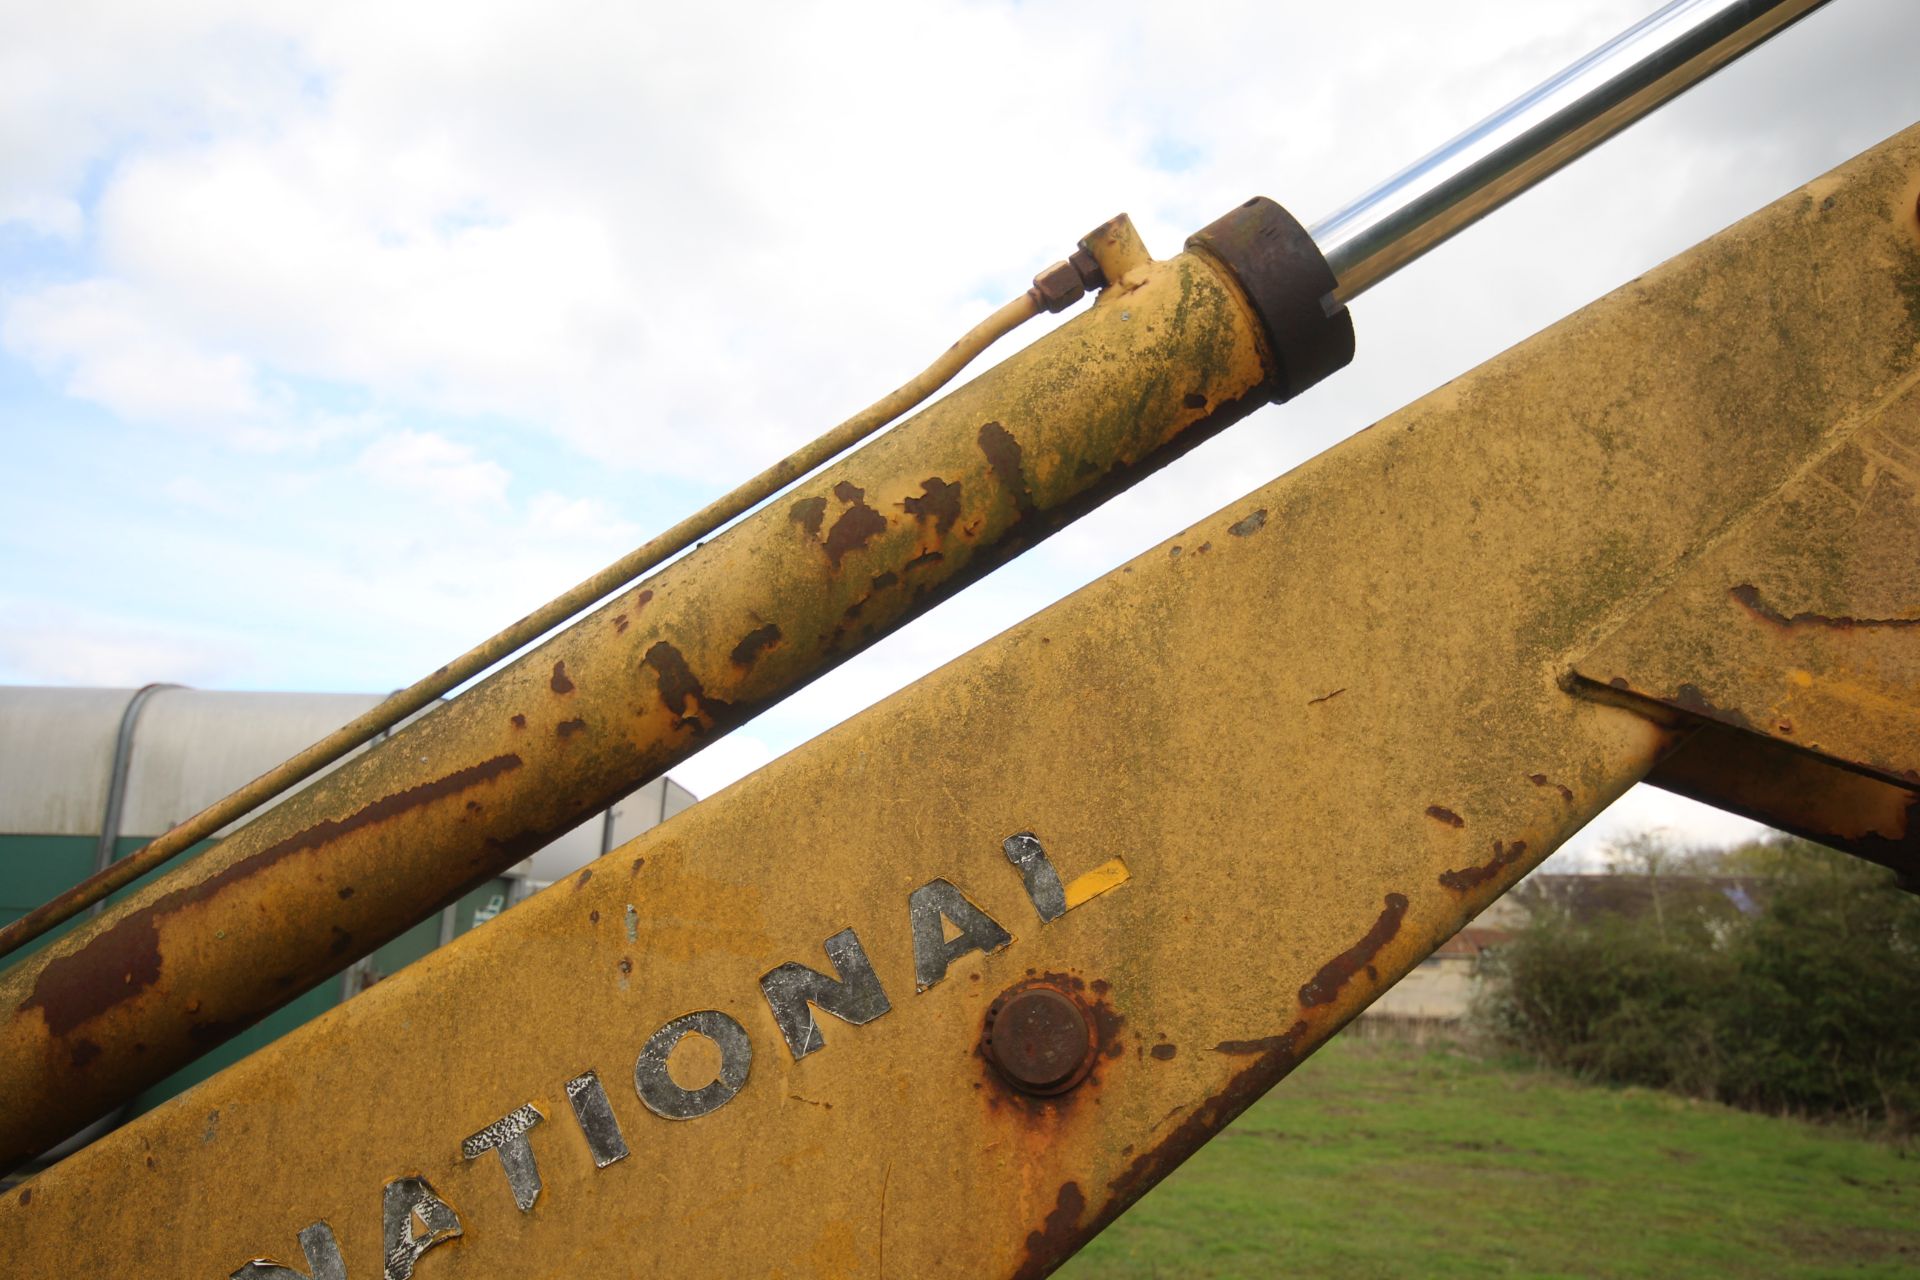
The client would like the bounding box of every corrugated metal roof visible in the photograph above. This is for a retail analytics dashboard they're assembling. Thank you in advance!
[0,686,152,837]
[121,689,393,837]
[0,686,401,837]
[0,685,696,883]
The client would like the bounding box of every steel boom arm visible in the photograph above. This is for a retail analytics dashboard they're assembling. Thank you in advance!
[5,124,1919,1280]
[0,0,1835,1174]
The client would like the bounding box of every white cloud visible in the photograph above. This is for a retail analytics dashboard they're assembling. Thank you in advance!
[9,0,1906,483]
[0,600,257,687]
[5,0,1917,860]
[0,0,304,238]
[3,278,261,428]
[356,429,510,506]
[524,492,639,543]
[5,0,1419,475]
[0,453,660,699]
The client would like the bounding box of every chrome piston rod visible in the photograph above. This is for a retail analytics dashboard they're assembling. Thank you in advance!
[1310,0,1834,302]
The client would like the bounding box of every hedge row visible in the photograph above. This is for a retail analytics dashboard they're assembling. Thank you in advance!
[1480,839,1920,1129]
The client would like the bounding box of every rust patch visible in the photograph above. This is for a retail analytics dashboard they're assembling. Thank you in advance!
[1299,894,1407,1007]
[902,477,962,535]
[20,753,523,1038]
[978,421,1036,519]
[729,623,783,670]
[645,642,732,727]
[509,714,526,730]
[1529,774,1575,804]
[1228,509,1267,537]
[1424,805,1465,828]
[823,489,889,570]
[613,614,629,635]
[789,496,827,539]
[1123,845,1492,1216]
[1670,682,1757,732]
[556,718,587,740]
[550,661,575,695]
[1051,972,1125,1061]
[1012,1181,1086,1280]
[1730,583,1920,631]
[1439,839,1528,892]
[1149,1043,1177,1061]
[69,1039,101,1069]
[1214,1018,1308,1058]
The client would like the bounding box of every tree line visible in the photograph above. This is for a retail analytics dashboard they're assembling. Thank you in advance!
[1480,835,1919,1132]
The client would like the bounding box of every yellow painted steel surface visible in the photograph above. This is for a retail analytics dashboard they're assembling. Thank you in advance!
[1565,149,1920,872]
[1574,383,1920,786]
[0,236,1271,1171]
[6,128,1920,1279]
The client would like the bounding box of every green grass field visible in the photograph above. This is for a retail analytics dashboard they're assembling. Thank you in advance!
[1059,1037,1918,1279]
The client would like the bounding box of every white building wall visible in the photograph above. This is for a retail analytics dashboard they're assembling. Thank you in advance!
[1366,956,1480,1020]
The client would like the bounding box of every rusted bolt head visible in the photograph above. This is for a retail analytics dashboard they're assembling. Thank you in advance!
[1029,260,1086,314]
[985,983,1095,1095]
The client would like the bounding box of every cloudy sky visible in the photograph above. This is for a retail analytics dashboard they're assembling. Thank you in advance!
[3,0,1916,869]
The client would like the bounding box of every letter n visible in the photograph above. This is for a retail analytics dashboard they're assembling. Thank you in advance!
[759,927,891,1060]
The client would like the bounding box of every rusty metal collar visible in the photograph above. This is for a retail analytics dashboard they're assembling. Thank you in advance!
[1187,196,1355,404]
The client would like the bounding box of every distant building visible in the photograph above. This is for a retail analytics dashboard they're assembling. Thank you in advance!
[1366,925,1512,1021]
[1359,871,1767,1024]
